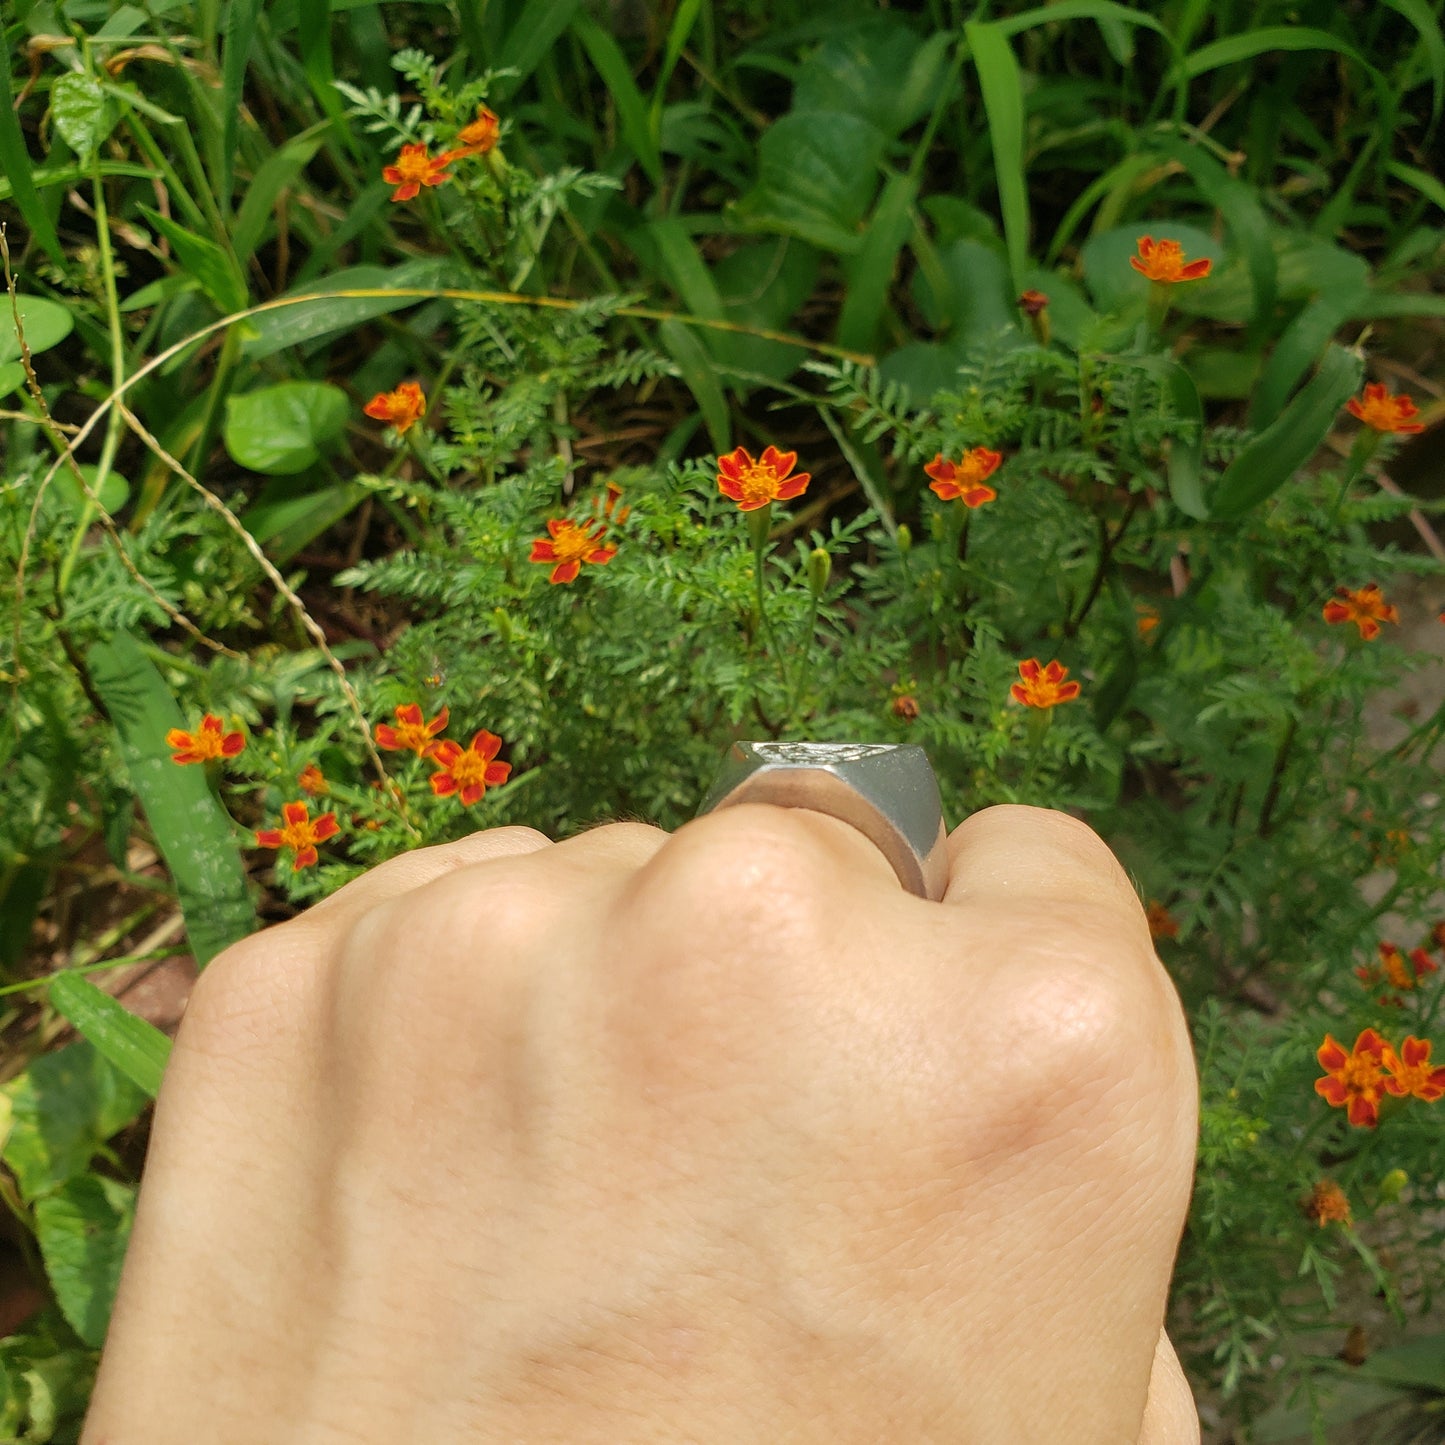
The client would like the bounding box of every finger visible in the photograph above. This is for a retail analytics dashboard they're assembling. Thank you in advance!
[1137,1330,1200,1445]
[304,825,555,923]
[942,803,1146,925]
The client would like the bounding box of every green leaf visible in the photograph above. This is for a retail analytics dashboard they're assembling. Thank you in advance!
[47,973,172,1099]
[232,126,328,267]
[0,1040,151,1204]
[244,478,369,562]
[966,22,1029,297]
[85,629,257,968]
[837,170,919,352]
[34,1175,137,1349]
[731,111,885,254]
[50,73,114,164]
[138,205,249,315]
[1160,360,1206,519]
[659,317,730,453]
[1386,159,1445,216]
[0,51,63,262]
[1210,344,1363,520]
[495,0,586,94]
[573,14,662,183]
[0,293,74,368]
[52,464,130,516]
[221,0,262,202]
[1384,0,1445,129]
[224,380,349,474]
[1252,278,1367,428]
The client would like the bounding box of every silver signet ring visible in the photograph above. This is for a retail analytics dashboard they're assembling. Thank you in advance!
[696,742,949,901]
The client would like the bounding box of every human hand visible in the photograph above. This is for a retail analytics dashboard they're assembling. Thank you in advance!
[84,803,1199,1443]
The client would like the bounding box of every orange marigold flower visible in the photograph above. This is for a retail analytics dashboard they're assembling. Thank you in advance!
[925,449,1002,507]
[1018,289,1049,317]
[428,729,511,806]
[1137,603,1161,638]
[1345,382,1425,435]
[1129,236,1212,283]
[364,381,427,435]
[1322,583,1400,641]
[255,801,340,872]
[1382,1036,1445,1102]
[1303,1180,1352,1228]
[375,702,449,755]
[452,105,500,157]
[1010,658,1081,709]
[297,763,328,797]
[382,143,454,202]
[891,693,920,721]
[1146,901,1179,940]
[716,445,811,512]
[530,516,618,584]
[1409,946,1438,979]
[1315,1028,1391,1127]
[1378,942,1416,992]
[166,713,245,765]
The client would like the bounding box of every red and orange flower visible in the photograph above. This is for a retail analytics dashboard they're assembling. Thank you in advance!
[1315,1028,1391,1127]
[375,702,450,755]
[716,445,811,512]
[364,382,427,435]
[1010,658,1081,709]
[452,105,500,157]
[428,730,511,806]
[382,144,454,203]
[1323,583,1400,641]
[166,713,245,765]
[1129,236,1212,283]
[255,801,340,872]
[1303,1180,1352,1228]
[925,449,1002,507]
[1345,383,1425,435]
[1382,1036,1445,1103]
[297,763,328,797]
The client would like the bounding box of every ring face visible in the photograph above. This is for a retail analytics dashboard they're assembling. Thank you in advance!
[696,741,949,901]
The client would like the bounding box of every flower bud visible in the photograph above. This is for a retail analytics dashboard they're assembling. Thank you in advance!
[807,547,831,598]
[1379,1168,1408,1204]
[491,606,514,644]
[896,523,912,555]
[1018,289,1051,346]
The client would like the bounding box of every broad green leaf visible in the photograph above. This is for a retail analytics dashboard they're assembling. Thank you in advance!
[232,127,328,266]
[224,380,349,474]
[86,629,256,968]
[244,478,368,562]
[52,464,130,516]
[0,294,74,367]
[659,318,729,452]
[50,73,114,163]
[47,973,172,1098]
[0,1308,96,1444]
[0,49,63,261]
[792,17,952,139]
[573,14,662,183]
[1252,281,1367,428]
[646,218,725,323]
[966,22,1029,296]
[711,240,820,381]
[0,1040,150,1204]
[138,205,249,315]
[731,110,885,254]
[241,258,467,359]
[838,170,919,352]
[34,1175,137,1348]
[1210,344,1363,520]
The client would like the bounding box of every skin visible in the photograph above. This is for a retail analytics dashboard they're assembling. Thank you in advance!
[84,803,1200,1443]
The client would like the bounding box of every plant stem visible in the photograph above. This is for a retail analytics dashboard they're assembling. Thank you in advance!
[1067,492,1140,637]
[1325,431,1376,529]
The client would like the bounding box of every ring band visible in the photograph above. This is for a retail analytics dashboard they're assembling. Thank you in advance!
[696,742,949,901]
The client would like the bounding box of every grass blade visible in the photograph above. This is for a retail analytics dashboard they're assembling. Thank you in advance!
[1384,0,1445,132]
[965,21,1029,295]
[496,0,587,96]
[838,170,918,353]
[220,0,263,206]
[47,974,171,1099]
[573,14,663,183]
[0,52,64,263]
[86,630,257,969]
[1211,344,1363,520]
[659,317,730,452]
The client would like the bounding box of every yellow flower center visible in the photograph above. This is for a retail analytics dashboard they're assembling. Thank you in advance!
[277,817,317,850]
[392,722,432,752]
[394,149,436,182]
[189,728,226,761]
[736,464,780,508]
[1339,1053,1382,1094]
[551,520,599,564]
[1147,241,1187,278]
[446,748,490,789]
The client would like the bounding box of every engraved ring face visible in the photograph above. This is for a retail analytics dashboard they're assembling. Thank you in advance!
[695,741,949,901]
